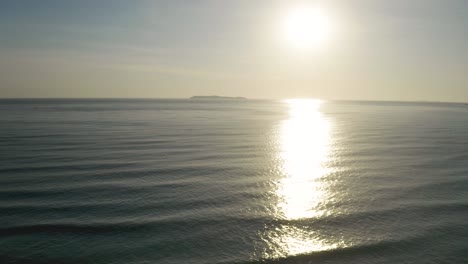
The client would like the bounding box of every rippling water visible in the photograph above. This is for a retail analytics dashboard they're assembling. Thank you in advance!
[1,99,467,264]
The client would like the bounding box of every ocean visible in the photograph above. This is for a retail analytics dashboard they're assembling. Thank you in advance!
[0,99,467,264]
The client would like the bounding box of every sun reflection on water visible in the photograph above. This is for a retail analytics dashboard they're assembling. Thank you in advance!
[261,99,341,259]
[278,99,331,220]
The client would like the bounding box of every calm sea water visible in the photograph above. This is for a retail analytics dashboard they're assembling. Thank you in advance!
[0,99,467,264]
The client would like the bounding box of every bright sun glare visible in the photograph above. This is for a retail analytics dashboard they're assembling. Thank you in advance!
[282,6,333,50]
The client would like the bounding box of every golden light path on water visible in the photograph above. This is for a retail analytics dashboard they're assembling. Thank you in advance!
[262,99,342,259]
[278,99,331,220]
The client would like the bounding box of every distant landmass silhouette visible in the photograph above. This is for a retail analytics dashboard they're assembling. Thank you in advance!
[190,96,247,100]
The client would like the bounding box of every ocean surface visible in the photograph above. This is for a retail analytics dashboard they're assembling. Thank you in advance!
[0,99,467,264]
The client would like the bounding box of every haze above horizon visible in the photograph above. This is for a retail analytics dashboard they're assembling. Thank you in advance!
[1,0,467,102]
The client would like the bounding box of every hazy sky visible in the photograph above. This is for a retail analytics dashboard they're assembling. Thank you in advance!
[1,0,467,101]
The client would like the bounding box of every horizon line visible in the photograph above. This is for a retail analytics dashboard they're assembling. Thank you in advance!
[0,97,466,104]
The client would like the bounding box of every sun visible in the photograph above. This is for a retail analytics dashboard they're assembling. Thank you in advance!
[282,6,333,50]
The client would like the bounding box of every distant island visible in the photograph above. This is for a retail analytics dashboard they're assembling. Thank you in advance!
[190,96,247,100]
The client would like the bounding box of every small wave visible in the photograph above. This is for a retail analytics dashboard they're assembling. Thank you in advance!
[0,223,151,237]
[248,222,468,264]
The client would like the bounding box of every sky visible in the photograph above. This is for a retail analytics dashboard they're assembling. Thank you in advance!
[0,0,467,101]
